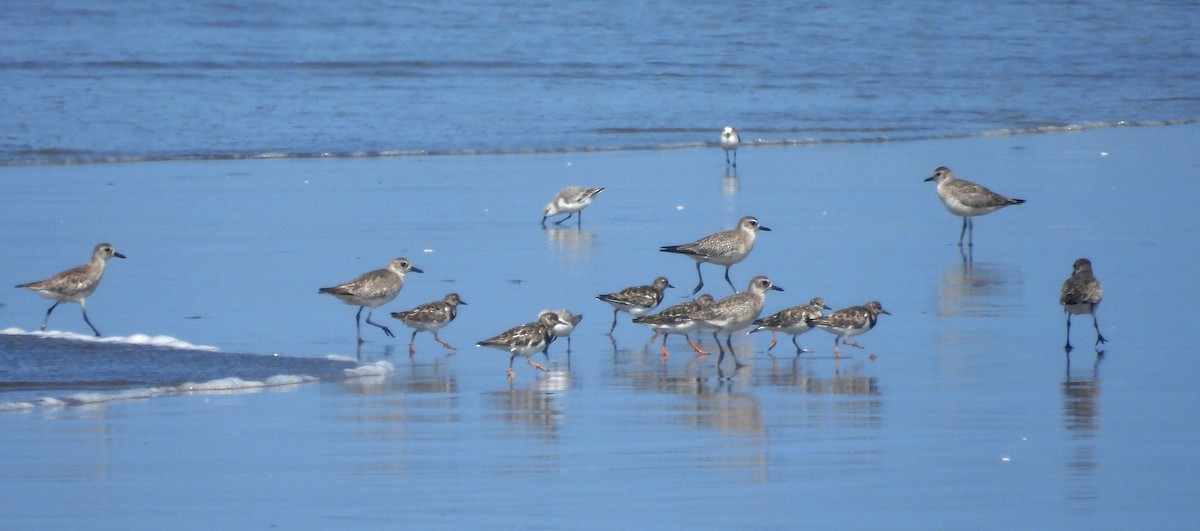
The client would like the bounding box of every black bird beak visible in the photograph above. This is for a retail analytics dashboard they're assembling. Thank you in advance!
[410,266,424,274]
[114,252,127,259]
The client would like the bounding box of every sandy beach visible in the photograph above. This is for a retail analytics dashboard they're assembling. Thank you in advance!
[2,124,1199,528]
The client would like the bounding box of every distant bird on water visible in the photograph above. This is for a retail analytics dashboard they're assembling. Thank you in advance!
[719,126,740,167]
[542,186,605,227]
[1060,258,1107,352]
[16,243,125,337]
[320,257,422,344]
[660,215,770,295]
[924,166,1025,247]
[390,292,465,355]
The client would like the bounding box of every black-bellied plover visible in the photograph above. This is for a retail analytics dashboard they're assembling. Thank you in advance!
[319,257,422,343]
[660,215,770,295]
[16,243,125,337]
[924,166,1025,247]
[686,275,783,367]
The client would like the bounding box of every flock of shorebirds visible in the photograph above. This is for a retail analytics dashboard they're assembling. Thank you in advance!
[14,126,1108,379]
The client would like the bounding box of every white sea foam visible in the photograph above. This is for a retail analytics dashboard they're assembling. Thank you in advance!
[343,360,395,378]
[0,328,220,351]
[0,376,320,411]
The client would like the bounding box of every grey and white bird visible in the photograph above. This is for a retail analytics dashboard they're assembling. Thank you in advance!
[685,275,783,367]
[719,126,740,167]
[390,293,465,355]
[750,296,831,355]
[16,243,125,337]
[808,301,890,357]
[660,216,770,295]
[632,294,715,360]
[1060,258,1107,352]
[924,166,1025,247]
[542,186,605,227]
[319,257,422,343]
[539,308,583,353]
[596,276,672,335]
[477,312,567,380]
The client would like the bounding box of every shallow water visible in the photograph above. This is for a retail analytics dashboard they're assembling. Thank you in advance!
[2,125,1199,527]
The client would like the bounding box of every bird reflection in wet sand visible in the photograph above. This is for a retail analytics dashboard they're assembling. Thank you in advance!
[1063,350,1102,497]
[544,226,596,253]
[938,259,1020,318]
[487,387,564,441]
[1060,258,1107,352]
[722,168,738,195]
[808,301,890,357]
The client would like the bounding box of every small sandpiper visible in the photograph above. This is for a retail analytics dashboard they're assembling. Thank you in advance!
[539,308,583,353]
[808,301,890,357]
[390,293,465,355]
[596,277,672,334]
[16,243,126,337]
[632,294,716,360]
[319,257,422,343]
[660,216,770,295]
[1059,258,1107,352]
[750,297,831,355]
[542,186,605,227]
[686,275,783,367]
[924,166,1025,247]
[477,312,567,379]
[719,126,740,167]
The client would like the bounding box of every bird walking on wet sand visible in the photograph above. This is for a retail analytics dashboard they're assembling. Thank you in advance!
[750,296,831,355]
[632,294,715,360]
[924,166,1025,247]
[319,257,422,344]
[719,126,740,167]
[540,308,583,353]
[1060,258,1107,352]
[685,276,783,367]
[660,216,770,295]
[597,277,672,334]
[542,186,605,227]
[808,301,890,357]
[477,312,567,379]
[16,243,125,337]
[390,293,465,355]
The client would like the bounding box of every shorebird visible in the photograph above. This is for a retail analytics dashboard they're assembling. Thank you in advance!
[15,243,125,337]
[540,308,583,353]
[477,312,566,379]
[1060,258,1107,352]
[924,166,1025,247]
[750,296,831,355]
[631,294,715,360]
[390,293,465,355]
[660,215,770,295]
[808,301,890,357]
[319,257,422,343]
[719,126,740,167]
[542,186,605,227]
[686,275,783,367]
[596,276,672,334]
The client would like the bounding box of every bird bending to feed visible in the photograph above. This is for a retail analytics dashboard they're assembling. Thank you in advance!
[1060,258,1107,352]
[632,294,716,360]
[924,166,1025,247]
[660,215,770,295]
[685,275,783,367]
[16,242,125,337]
[477,312,568,380]
[319,257,422,344]
[808,301,890,357]
[719,126,740,167]
[390,293,465,355]
[540,309,583,353]
[542,186,605,227]
[596,276,672,334]
[750,296,831,355]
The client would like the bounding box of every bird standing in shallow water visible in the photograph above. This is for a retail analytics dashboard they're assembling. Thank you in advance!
[924,166,1025,247]
[540,308,583,353]
[1060,258,1107,352]
[808,301,890,357]
[390,293,465,355]
[477,312,567,380]
[16,243,125,337]
[632,294,715,360]
[660,216,770,295]
[685,275,783,367]
[319,257,422,344]
[750,296,831,355]
[719,126,740,167]
[542,186,604,227]
[596,277,672,334]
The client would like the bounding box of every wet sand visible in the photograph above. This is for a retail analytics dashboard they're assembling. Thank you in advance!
[2,124,1198,528]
